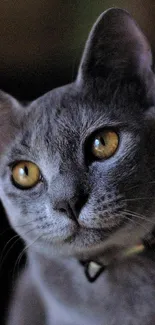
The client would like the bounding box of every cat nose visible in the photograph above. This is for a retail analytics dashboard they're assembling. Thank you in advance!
[53,195,88,220]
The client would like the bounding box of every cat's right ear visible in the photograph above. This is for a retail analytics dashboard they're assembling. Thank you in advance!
[0,91,23,155]
[76,8,155,105]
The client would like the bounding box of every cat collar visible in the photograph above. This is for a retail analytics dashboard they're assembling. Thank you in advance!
[80,242,151,282]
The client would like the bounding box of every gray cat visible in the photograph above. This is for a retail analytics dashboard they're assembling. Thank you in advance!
[1,7,155,325]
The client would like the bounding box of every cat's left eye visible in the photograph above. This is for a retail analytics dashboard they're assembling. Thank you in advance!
[11,161,41,189]
[91,130,119,160]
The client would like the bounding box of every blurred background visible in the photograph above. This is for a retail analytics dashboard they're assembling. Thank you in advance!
[0,0,155,323]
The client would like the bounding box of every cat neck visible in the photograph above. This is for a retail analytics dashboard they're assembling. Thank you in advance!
[27,230,155,283]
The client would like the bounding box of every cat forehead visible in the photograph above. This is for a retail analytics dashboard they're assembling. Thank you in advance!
[27,84,137,131]
[25,90,104,140]
[20,83,140,153]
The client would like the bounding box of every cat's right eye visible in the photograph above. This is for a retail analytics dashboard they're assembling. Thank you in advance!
[11,161,41,189]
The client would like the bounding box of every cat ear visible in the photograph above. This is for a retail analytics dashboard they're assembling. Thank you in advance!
[77,8,155,103]
[0,91,22,155]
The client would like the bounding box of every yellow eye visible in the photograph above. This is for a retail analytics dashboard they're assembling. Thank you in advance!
[92,130,119,159]
[12,161,41,189]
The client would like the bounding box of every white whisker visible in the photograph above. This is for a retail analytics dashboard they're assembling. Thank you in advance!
[122,212,152,236]
[13,234,43,282]
[0,227,38,272]
[124,209,155,226]
[122,197,155,202]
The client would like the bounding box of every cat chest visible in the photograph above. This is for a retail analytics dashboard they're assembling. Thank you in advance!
[31,258,110,310]
[32,259,124,324]
[37,270,110,324]
[30,256,155,324]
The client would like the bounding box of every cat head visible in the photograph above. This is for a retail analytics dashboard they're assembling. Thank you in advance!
[0,8,155,258]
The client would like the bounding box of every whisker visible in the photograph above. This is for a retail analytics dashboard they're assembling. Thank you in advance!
[123,212,155,251]
[122,213,143,227]
[0,234,19,266]
[14,216,48,229]
[0,220,36,238]
[122,212,151,234]
[123,211,155,249]
[122,197,155,202]
[12,234,43,283]
[125,184,142,191]
[116,212,153,247]
[93,196,124,207]
[0,227,37,272]
[125,180,155,192]
[15,220,35,228]
[0,227,14,237]
[124,210,155,226]
[0,221,35,240]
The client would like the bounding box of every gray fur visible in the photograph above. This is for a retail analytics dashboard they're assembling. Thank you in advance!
[1,8,155,325]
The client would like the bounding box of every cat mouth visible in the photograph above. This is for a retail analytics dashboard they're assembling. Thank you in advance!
[61,214,153,256]
[31,209,154,258]
[77,209,129,235]
[54,215,127,246]
[61,217,126,247]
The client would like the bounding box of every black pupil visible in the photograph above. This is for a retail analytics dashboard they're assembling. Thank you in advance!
[100,136,105,146]
[24,166,29,176]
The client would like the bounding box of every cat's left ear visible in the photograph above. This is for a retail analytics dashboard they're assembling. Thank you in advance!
[77,8,155,104]
[0,91,23,155]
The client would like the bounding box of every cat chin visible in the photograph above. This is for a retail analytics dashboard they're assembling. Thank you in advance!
[26,219,154,260]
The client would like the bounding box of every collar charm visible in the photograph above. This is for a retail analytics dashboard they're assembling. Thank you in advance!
[84,261,105,282]
[80,239,150,282]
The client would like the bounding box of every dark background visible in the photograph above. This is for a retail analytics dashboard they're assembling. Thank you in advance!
[0,1,155,324]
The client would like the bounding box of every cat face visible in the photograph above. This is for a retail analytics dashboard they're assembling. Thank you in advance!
[0,8,155,258]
